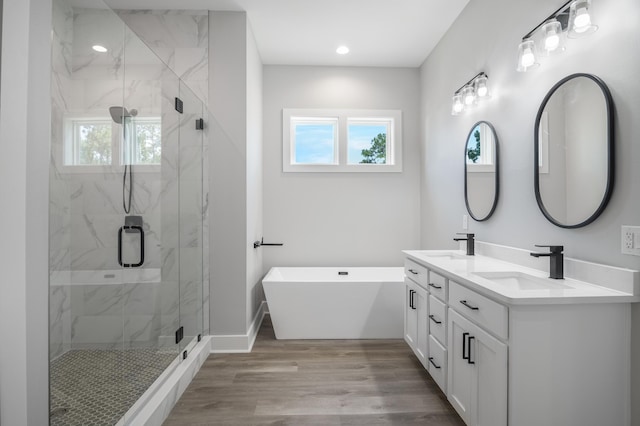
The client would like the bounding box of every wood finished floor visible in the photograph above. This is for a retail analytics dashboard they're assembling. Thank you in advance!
[164,316,465,426]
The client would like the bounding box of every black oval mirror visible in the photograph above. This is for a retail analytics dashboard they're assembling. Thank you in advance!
[534,73,614,228]
[464,121,499,221]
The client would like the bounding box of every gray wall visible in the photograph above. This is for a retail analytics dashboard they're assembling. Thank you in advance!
[245,23,264,326]
[209,11,248,335]
[419,0,640,422]
[209,11,264,336]
[263,66,421,270]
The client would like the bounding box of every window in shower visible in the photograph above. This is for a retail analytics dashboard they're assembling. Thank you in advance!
[66,118,113,166]
[63,116,161,169]
[130,118,161,165]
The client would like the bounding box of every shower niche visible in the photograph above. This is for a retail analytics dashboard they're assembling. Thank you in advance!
[49,1,206,424]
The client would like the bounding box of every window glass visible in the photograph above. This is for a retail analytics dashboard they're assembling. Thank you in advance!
[348,121,389,164]
[132,119,162,165]
[292,119,337,165]
[71,120,112,165]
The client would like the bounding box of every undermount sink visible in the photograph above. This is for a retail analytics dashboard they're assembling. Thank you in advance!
[426,253,469,260]
[473,271,572,291]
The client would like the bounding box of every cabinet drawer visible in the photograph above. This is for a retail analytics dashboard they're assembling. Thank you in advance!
[449,281,508,340]
[427,334,447,393]
[427,270,447,301]
[428,295,446,346]
[404,258,429,288]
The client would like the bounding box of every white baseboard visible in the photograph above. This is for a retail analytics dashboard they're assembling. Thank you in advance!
[210,301,267,353]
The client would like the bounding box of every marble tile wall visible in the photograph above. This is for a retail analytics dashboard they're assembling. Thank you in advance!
[49,0,208,357]
[115,10,209,106]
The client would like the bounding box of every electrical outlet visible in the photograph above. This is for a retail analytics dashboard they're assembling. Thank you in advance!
[621,226,640,256]
[462,215,469,230]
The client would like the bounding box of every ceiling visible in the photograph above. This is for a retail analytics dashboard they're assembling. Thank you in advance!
[98,0,470,67]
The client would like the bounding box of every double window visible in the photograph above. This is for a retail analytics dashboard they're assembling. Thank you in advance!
[64,116,161,171]
[283,109,402,172]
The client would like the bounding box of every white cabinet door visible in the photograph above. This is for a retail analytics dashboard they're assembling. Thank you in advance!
[404,280,418,351]
[448,309,474,424]
[404,279,428,367]
[448,308,507,426]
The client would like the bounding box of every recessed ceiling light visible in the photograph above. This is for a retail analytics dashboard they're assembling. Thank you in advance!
[336,45,349,55]
[92,45,108,53]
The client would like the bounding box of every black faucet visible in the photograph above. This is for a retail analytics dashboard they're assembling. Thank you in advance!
[530,245,564,279]
[453,233,475,256]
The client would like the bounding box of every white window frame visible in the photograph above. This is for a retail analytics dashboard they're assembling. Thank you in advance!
[61,114,161,173]
[289,116,339,166]
[283,108,402,173]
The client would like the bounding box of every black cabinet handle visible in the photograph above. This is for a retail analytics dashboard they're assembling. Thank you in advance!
[460,300,479,311]
[429,314,442,325]
[118,225,144,268]
[408,269,418,275]
[468,336,475,365]
[428,357,441,369]
[428,282,442,289]
[409,290,416,309]
[462,332,469,361]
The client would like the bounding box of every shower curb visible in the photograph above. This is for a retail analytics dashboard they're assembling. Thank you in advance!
[124,337,212,426]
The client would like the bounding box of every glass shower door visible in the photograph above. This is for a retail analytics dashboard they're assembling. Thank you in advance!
[177,81,205,355]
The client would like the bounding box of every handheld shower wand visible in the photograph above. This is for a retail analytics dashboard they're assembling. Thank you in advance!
[109,106,138,214]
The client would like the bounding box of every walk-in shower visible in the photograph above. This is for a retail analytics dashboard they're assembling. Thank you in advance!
[49,1,206,424]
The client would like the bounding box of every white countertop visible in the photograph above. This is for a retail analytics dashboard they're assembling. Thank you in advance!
[403,250,640,305]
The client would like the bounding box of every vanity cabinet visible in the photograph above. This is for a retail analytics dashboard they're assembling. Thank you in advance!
[448,307,507,426]
[404,259,449,392]
[404,277,428,367]
[403,250,634,426]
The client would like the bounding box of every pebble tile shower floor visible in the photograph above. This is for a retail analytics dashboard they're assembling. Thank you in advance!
[50,348,176,425]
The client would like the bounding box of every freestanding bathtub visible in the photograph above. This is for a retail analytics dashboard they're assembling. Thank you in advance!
[262,267,405,339]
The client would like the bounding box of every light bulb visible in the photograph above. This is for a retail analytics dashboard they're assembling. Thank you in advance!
[463,86,475,106]
[517,39,538,72]
[451,94,464,115]
[92,45,108,53]
[336,45,349,55]
[474,75,489,99]
[568,0,598,38]
[573,8,591,32]
[521,48,535,68]
[539,20,564,56]
[545,34,560,51]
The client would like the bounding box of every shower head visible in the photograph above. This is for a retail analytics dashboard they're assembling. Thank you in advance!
[109,106,138,124]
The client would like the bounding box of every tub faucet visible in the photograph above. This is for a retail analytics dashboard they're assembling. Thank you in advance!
[453,233,475,256]
[530,245,564,279]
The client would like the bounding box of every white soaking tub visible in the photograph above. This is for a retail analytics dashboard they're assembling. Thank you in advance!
[262,267,405,339]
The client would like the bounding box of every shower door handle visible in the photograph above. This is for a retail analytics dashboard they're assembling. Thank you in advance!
[118,226,145,268]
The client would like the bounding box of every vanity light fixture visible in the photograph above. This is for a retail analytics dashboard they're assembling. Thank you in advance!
[516,0,598,72]
[451,72,489,116]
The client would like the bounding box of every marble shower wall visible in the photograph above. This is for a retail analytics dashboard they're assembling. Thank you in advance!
[49,1,206,356]
[115,10,209,106]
